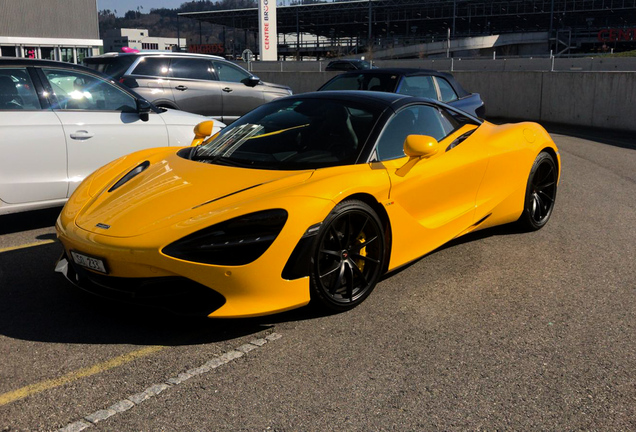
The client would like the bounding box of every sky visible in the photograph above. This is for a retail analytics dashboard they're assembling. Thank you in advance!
[97,0,186,15]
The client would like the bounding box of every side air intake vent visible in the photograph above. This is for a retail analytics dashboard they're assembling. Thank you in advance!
[108,161,150,192]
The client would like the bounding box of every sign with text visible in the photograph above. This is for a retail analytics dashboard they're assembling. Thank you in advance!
[189,44,225,55]
[597,28,636,42]
[258,0,277,61]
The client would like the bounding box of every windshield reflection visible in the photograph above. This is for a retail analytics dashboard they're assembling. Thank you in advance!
[192,98,382,170]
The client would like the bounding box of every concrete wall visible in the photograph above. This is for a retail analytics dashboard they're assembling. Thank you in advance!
[255,70,636,133]
[258,71,339,92]
[248,57,636,73]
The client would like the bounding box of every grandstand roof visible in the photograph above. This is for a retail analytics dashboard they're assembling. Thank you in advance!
[179,0,636,41]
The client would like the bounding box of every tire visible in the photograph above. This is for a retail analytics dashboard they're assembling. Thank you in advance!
[518,151,558,231]
[310,200,385,312]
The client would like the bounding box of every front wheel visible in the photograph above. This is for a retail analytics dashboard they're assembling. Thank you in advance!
[310,200,385,312]
[518,151,558,231]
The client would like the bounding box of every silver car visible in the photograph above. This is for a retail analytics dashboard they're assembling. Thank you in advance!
[85,52,292,124]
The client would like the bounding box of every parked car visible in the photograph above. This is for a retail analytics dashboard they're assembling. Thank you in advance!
[325,59,374,71]
[55,91,559,317]
[84,52,293,124]
[318,68,485,118]
[0,58,224,215]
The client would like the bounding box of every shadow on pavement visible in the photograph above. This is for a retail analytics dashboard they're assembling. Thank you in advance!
[0,222,530,344]
[381,222,525,280]
[0,243,270,346]
[0,207,63,235]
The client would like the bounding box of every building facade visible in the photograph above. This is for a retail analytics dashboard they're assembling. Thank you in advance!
[103,28,186,53]
[0,0,102,63]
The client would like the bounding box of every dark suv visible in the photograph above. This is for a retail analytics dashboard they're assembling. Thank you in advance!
[85,52,292,123]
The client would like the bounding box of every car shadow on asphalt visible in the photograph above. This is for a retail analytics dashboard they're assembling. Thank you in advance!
[256,222,529,325]
[0,223,528,344]
[0,207,63,235]
[0,242,270,346]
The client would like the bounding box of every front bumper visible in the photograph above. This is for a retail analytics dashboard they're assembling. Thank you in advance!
[55,209,318,318]
[55,252,226,316]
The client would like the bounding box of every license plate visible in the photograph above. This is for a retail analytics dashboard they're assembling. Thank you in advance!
[70,251,108,274]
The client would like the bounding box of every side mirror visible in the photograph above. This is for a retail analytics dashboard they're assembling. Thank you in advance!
[137,99,152,122]
[242,76,260,87]
[190,120,215,146]
[404,134,440,158]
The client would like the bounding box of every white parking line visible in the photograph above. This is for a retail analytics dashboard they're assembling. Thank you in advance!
[58,333,283,432]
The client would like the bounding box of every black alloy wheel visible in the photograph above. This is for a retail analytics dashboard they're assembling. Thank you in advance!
[519,151,558,231]
[310,200,385,312]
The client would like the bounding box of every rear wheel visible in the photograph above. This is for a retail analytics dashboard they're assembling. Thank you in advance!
[518,151,558,231]
[310,200,385,312]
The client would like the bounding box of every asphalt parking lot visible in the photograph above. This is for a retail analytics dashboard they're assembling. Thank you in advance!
[1,127,635,431]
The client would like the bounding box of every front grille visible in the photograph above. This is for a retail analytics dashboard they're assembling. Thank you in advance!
[65,257,226,316]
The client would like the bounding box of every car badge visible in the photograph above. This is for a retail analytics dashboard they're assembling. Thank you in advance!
[96,223,111,230]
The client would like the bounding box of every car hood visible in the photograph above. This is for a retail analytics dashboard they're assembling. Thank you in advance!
[75,151,313,238]
[157,108,226,128]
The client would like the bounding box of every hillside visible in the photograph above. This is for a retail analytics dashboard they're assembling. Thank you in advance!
[99,0,257,51]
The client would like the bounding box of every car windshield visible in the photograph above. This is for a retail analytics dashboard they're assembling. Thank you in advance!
[192,98,382,170]
[320,73,399,92]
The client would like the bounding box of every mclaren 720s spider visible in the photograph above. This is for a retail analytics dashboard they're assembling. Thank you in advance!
[55,91,560,318]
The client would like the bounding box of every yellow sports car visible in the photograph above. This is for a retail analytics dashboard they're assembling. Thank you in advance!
[55,91,560,318]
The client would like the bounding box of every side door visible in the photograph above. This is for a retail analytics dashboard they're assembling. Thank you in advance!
[168,57,224,118]
[124,56,175,107]
[0,66,67,205]
[211,60,264,124]
[375,104,488,263]
[39,67,169,197]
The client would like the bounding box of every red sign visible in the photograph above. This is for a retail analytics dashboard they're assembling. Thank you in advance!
[597,28,636,42]
[188,44,225,54]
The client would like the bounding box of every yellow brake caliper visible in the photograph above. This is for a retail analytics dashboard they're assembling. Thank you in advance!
[356,232,366,272]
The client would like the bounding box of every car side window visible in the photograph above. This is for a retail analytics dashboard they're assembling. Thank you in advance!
[435,77,458,102]
[169,58,215,80]
[0,68,41,110]
[42,69,137,112]
[212,61,250,83]
[131,57,170,77]
[396,76,437,100]
[375,105,458,161]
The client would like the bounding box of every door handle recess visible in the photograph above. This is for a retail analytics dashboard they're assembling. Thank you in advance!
[175,85,188,91]
[222,87,233,93]
[70,130,94,140]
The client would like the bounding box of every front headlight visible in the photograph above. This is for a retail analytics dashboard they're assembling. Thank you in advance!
[162,209,288,265]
